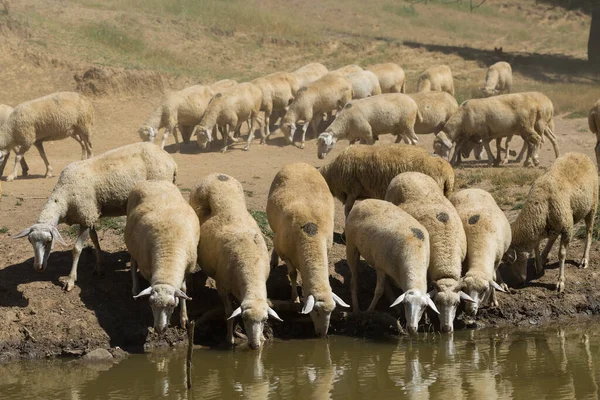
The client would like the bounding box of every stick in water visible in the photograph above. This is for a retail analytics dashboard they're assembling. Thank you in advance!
[186,320,195,390]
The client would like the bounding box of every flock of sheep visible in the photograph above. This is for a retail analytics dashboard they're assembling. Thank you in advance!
[1,58,600,349]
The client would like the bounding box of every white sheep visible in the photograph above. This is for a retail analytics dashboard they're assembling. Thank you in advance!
[333,64,363,77]
[416,65,455,96]
[590,100,600,171]
[504,152,598,293]
[319,144,455,218]
[293,63,329,88]
[280,73,353,149]
[345,198,439,334]
[480,61,512,97]
[13,142,177,292]
[449,188,510,320]
[407,91,459,135]
[267,162,349,337]
[251,72,299,141]
[0,104,28,179]
[316,94,422,159]
[195,82,263,153]
[126,180,199,334]
[189,173,283,350]
[385,172,473,333]
[0,92,94,182]
[344,70,382,99]
[367,63,406,93]
[139,80,237,151]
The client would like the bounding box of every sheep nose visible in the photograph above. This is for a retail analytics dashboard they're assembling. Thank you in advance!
[441,325,453,333]
[407,326,418,335]
[248,342,260,351]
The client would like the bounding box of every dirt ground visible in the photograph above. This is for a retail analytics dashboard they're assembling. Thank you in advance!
[1,51,600,361]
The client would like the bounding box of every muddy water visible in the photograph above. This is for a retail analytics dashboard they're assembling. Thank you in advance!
[2,323,600,399]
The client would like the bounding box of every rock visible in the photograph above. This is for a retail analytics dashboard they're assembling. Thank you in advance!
[83,348,114,363]
[109,346,129,362]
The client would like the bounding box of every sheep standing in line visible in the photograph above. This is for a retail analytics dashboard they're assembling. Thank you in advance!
[416,65,455,96]
[189,174,283,350]
[0,104,29,179]
[267,163,349,337]
[195,82,263,153]
[385,172,472,333]
[316,94,422,159]
[13,143,177,291]
[0,92,94,181]
[345,199,439,334]
[504,153,598,293]
[251,72,299,141]
[480,62,512,97]
[367,63,406,93]
[280,73,353,149]
[588,100,600,171]
[407,91,459,136]
[449,188,510,320]
[344,70,382,99]
[293,63,329,88]
[333,64,363,76]
[319,144,455,218]
[126,181,199,334]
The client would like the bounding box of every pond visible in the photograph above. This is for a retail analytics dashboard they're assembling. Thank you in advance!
[1,321,599,399]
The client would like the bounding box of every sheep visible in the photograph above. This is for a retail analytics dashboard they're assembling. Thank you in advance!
[189,173,283,350]
[588,99,600,172]
[126,180,199,334]
[195,82,263,153]
[251,72,299,141]
[449,188,511,320]
[416,65,455,96]
[319,144,455,219]
[267,162,349,337]
[480,61,512,97]
[293,63,329,88]
[344,70,382,99]
[407,91,459,135]
[503,152,598,293]
[384,172,472,333]
[316,94,422,159]
[0,104,29,179]
[0,92,94,182]
[345,198,439,334]
[280,73,353,149]
[13,142,177,292]
[332,64,363,77]
[139,80,237,151]
[367,63,406,93]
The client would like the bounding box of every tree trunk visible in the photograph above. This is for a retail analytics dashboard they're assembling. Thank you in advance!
[589,8,600,66]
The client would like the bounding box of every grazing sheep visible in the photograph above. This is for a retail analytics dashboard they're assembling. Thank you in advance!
[345,199,439,334]
[589,100,600,171]
[503,153,598,293]
[0,104,29,179]
[251,72,299,141]
[13,143,177,292]
[189,173,283,350]
[416,65,455,96]
[281,73,353,149]
[319,144,455,218]
[0,92,94,182]
[333,64,363,77]
[449,188,511,320]
[367,63,406,93]
[316,94,422,159]
[480,62,512,97]
[126,181,199,334]
[195,82,263,153]
[267,163,349,337]
[293,63,329,88]
[344,70,382,99]
[385,172,471,333]
[407,91,459,135]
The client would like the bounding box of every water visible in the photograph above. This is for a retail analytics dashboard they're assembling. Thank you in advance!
[1,322,599,399]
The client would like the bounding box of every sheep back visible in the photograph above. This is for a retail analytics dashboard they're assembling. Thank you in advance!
[345,70,382,99]
[407,92,459,135]
[367,63,406,93]
[293,63,328,88]
[416,65,454,95]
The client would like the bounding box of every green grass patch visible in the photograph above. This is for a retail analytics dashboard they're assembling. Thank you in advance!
[565,111,587,119]
[244,190,254,198]
[0,226,8,234]
[250,210,273,241]
[382,3,418,17]
[82,22,145,54]
[66,216,126,238]
[511,202,524,211]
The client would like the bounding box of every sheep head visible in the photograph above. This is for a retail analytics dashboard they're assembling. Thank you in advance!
[503,246,529,286]
[433,132,453,160]
[428,280,475,333]
[195,125,213,150]
[390,289,439,335]
[460,275,505,321]
[301,292,349,337]
[317,132,336,159]
[228,301,282,350]
[13,223,67,272]
[479,86,499,97]
[139,125,156,143]
[133,283,191,334]
[281,122,296,145]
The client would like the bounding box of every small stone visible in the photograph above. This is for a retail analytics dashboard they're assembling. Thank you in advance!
[83,348,114,363]
[529,319,538,325]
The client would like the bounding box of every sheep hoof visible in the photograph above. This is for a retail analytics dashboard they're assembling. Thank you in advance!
[6,174,15,182]
[579,258,589,269]
[180,316,189,329]
[220,148,228,153]
[556,281,565,293]
[243,146,250,151]
[500,283,510,293]
[300,143,305,149]
[63,279,76,292]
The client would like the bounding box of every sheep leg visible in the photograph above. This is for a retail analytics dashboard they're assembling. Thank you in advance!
[299,123,310,150]
[344,195,357,220]
[483,140,495,167]
[244,113,259,151]
[221,125,231,153]
[516,139,528,162]
[541,234,558,266]
[6,146,29,182]
[221,293,235,346]
[179,280,188,328]
[556,233,571,293]
[579,210,595,269]
[130,258,139,296]
[346,243,361,312]
[72,134,87,160]
[501,136,512,165]
[262,111,271,143]
[286,262,299,303]
[89,227,104,275]
[545,127,560,159]
[33,142,53,178]
[367,271,386,312]
[64,226,90,292]
[270,248,279,268]
[595,141,600,173]
[534,239,545,278]
[160,128,171,150]
[172,125,181,152]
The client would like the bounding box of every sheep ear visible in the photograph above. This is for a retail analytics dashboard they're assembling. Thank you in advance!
[459,291,476,304]
[268,307,283,322]
[175,289,192,300]
[490,280,506,293]
[227,307,242,320]
[332,292,350,308]
[427,289,437,298]
[301,294,315,314]
[13,227,32,239]
[425,295,440,314]
[50,226,67,246]
[503,249,517,263]
[133,286,153,299]
[390,293,406,308]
